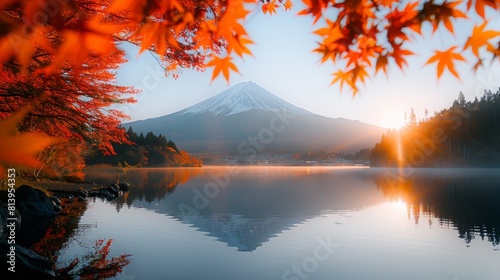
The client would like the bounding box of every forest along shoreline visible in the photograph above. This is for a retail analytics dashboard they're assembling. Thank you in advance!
[0,180,132,279]
[370,90,500,168]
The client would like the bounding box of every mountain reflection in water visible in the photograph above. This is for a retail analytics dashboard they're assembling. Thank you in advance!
[87,167,382,251]
[85,167,500,251]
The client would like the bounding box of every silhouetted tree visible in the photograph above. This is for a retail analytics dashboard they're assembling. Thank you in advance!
[371,89,500,167]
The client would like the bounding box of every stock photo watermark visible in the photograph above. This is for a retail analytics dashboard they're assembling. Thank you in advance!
[5,168,17,273]
[383,102,474,183]
[281,234,340,280]
[178,108,296,214]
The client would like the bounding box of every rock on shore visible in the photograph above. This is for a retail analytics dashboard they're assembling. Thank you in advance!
[1,185,59,278]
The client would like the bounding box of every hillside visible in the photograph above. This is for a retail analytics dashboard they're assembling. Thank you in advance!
[371,90,500,167]
[85,128,202,167]
[125,82,386,154]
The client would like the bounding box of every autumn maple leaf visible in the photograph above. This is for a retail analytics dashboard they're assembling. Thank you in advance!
[467,0,499,19]
[439,1,467,34]
[0,107,61,176]
[375,54,389,74]
[464,22,500,58]
[206,55,239,81]
[228,35,254,58]
[391,46,414,70]
[262,0,279,15]
[421,1,467,34]
[331,69,354,92]
[284,0,294,11]
[425,46,466,79]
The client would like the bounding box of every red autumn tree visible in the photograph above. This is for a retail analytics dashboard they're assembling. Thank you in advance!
[0,47,136,177]
[2,0,499,92]
[0,52,136,151]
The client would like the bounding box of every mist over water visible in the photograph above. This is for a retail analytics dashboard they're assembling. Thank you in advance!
[57,167,500,280]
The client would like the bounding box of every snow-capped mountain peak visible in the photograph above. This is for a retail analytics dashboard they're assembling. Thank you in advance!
[180,81,312,116]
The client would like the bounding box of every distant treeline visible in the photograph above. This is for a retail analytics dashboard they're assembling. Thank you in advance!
[371,89,500,167]
[86,128,202,167]
[295,149,372,162]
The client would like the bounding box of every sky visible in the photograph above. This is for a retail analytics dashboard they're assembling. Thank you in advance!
[115,3,500,129]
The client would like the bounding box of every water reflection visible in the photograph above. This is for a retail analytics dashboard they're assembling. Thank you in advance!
[85,167,500,251]
[373,168,500,246]
[87,167,383,251]
[76,167,500,280]
[86,167,203,212]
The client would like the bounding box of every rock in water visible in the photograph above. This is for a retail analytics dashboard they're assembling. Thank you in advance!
[98,188,115,200]
[49,196,61,206]
[15,185,57,247]
[107,184,120,196]
[15,185,57,220]
[118,182,131,192]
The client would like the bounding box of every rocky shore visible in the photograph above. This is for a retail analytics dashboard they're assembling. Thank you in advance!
[1,182,131,279]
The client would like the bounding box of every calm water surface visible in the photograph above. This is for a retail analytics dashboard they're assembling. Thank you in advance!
[58,167,500,280]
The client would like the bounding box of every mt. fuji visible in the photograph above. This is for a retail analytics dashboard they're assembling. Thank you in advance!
[178,81,312,116]
[125,82,386,154]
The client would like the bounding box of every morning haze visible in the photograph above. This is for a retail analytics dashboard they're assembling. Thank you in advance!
[1,1,500,280]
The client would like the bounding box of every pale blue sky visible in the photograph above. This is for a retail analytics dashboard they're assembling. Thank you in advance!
[115,3,500,129]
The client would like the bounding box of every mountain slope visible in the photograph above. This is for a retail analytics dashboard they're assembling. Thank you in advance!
[178,81,312,116]
[125,82,386,154]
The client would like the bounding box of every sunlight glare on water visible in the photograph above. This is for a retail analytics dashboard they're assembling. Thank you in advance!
[53,167,500,280]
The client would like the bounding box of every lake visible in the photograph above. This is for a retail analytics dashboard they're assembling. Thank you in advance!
[56,166,500,280]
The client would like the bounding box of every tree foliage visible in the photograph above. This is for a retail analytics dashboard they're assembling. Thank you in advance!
[0,50,136,151]
[371,89,500,167]
[1,1,499,92]
[0,43,136,177]
[0,106,61,175]
[86,128,202,167]
[1,0,500,172]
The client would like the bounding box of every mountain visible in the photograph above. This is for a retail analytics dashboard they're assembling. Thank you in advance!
[124,81,386,154]
[178,81,312,116]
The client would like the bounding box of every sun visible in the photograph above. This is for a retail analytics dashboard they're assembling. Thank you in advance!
[391,198,408,212]
[384,111,406,129]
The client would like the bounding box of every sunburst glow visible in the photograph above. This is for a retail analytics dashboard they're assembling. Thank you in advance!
[391,198,408,212]
[384,111,406,129]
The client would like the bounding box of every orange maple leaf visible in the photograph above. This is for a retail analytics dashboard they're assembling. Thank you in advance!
[425,46,466,79]
[284,0,294,11]
[351,65,369,86]
[331,69,354,92]
[229,35,254,58]
[467,0,498,19]
[298,0,330,23]
[262,0,279,15]
[441,1,467,34]
[0,107,62,175]
[0,26,53,72]
[206,55,239,81]
[421,1,466,34]
[487,42,500,59]
[314,19,344,46]
[137,21,180,56]
[464,22,500,58]
[331,66,368,95]
[375,54,389,74]
[217,1,251,46]
[391,46,414,70]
